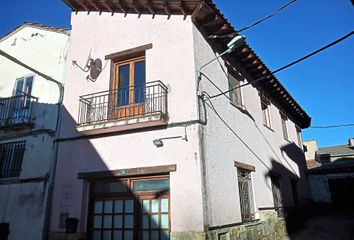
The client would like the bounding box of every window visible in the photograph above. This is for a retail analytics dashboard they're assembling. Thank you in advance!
[261,98,271,128]
[228,73,242,108]
[271,176,284,217]
[90,176,170,240]
[0,141,26,178]
[296,127,302,148]
[14,76,33,97]
[280,114,288,140]
[7,76,34,125]
[111,56,146,118]
[237,168,254,222]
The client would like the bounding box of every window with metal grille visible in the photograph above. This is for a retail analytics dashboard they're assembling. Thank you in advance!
[0,141,25,179]
[271,176,284,217]
[237,169,255,222]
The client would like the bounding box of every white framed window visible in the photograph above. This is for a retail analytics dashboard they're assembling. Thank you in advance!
[228,73,243,108]
[13,75,33,96]
[281,113,289,140]
[261,98,271,128]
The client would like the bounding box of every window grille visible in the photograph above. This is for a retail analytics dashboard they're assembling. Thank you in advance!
[237,169,255,222]
[0,141,26,179]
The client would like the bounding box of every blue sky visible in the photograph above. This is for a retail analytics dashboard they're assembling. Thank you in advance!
[1,0,353,147]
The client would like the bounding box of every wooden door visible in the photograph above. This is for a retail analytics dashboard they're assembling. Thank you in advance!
[111,57,146,119]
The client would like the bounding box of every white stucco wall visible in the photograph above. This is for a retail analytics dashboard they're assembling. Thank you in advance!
[192,25,309,227]
[0,26,69,240]
[51,12,205,236]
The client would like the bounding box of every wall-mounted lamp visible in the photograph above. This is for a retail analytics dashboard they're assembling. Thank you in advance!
[153,139,164,147]
[197,34,245,82]
[153,125,189,147]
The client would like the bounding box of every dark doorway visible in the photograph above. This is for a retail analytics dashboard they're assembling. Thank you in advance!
[328,177,354,210]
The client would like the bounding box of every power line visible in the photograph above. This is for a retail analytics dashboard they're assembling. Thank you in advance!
[202,93,270,170]
[310,124,354,129]
[238,0,299,33]
[209,30,354,99]
[209,0,299,39]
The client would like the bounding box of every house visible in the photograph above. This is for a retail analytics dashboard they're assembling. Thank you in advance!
[0,23,69,240]
[304,138,354,209]
[49,1,311,239]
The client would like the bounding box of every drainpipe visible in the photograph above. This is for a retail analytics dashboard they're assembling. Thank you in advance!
[0,49,64,240]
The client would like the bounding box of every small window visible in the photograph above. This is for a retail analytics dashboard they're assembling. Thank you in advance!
[0,141,26,178]
[228,73,242,108]
[261,98,271,128]
[132,179,169,192]
[92,181,128,195]
[237,168,254,222]
[281,114,289,140]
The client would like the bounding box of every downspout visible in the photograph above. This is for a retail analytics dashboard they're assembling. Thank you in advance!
[0,49,65,240]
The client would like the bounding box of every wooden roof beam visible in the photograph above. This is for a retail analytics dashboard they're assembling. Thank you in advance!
[132,1,142,17]
[245,59,259,68]
[192,0,205,20]
[102,1,113,12]
[115,0,127,16]
[146,0,156,18]
[200,14,220,28]
[162,0,171,19]
[88,0,101,13]
[80,1,90,12]
[64,0,79,11]
[178,0,187,19]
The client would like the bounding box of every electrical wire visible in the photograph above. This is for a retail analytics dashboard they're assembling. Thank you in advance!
[310,124,354,129]
[238,0,299,33]
[209,30,354,99]
[202,92,271,170]
[208,0,299,39]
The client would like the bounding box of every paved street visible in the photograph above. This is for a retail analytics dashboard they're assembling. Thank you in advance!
[289,211,354,240]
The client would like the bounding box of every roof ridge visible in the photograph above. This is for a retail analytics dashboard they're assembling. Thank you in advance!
[1,22,69,42]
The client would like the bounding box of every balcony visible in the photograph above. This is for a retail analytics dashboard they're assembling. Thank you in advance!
[0,94,38,129]
[77,81,168,134]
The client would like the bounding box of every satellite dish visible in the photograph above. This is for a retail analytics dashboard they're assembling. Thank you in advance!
[87,59,103,81]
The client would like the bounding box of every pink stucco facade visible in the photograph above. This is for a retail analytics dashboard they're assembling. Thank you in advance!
[50,8,309,240]
[50,12,206,239]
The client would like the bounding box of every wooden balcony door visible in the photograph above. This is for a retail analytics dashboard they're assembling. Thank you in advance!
[111,56,146,119]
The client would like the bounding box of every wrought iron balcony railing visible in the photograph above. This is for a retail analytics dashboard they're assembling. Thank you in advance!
[0,94,38,129]
[78,81,168,125]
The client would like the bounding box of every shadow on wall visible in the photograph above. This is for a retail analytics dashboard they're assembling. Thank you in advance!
[264,142,311,238]
[50,106,170,240]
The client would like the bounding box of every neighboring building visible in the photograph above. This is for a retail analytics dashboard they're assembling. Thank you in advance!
[49,1,311,240]
[0,23,69,240]
[304,138,354,208]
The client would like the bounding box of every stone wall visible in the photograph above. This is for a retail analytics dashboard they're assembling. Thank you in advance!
[206,211,288,240]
